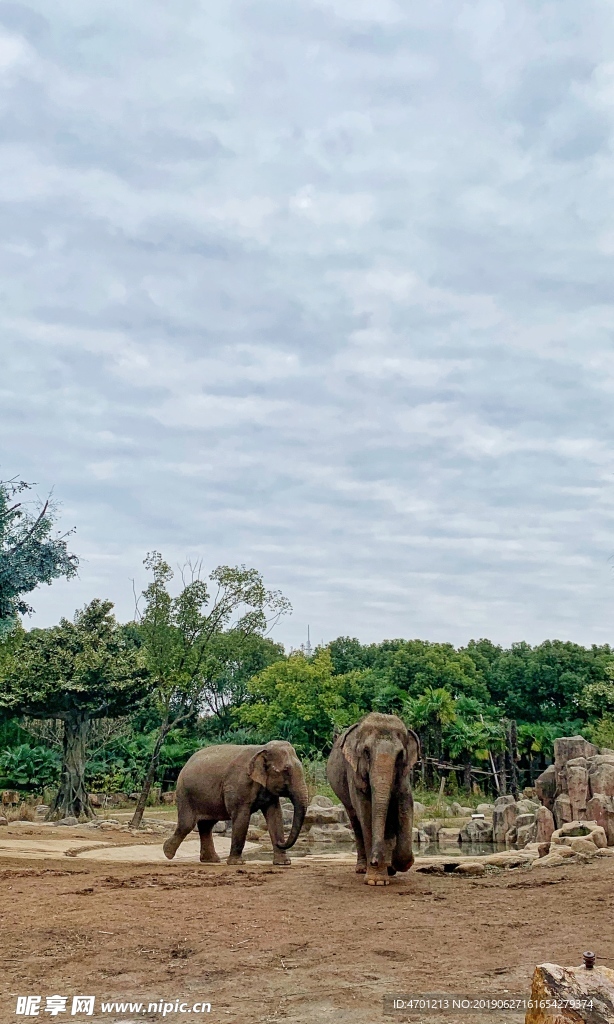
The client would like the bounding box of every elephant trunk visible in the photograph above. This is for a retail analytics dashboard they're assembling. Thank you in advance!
[276,771,308,850]
[369,752,395,868]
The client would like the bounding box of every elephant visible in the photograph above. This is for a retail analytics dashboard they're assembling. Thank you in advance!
[163,740,309,867]
[326,712,420,885]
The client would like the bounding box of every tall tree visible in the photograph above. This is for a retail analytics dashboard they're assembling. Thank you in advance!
[0,478,78,636]
[129,552,290,828]
[0,600,147,819]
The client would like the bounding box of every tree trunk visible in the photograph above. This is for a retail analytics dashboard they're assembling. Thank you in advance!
[463,759,472,792]
[495,751,507,795]
[130,721,170,828]
[505,720,519,797]
[47,713,94,821]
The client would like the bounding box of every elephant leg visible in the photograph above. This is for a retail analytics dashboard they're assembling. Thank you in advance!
[227,806,251,865]
[346,807,367,874]
[197,820,221,863]
[163,805,196,860]
[265,803,291,867]
[391,792,414,873]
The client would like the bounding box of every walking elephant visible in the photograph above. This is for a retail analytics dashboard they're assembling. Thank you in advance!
[327,712,420,885]
[163,740,309,866]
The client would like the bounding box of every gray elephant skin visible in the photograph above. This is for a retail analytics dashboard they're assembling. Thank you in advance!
[163,740,309,866]
[327,712,420,885]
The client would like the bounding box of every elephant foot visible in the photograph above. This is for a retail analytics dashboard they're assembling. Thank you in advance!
[162,840,177,860]
[273,855,291,867]
[355,859,367,875]
[226,855,245,865]
[365,865,390,886]
[200,853,221,864]
[387,866,397,876]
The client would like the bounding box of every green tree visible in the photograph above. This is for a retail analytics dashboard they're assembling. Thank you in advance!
[238,650,367,756]
[390,641,490,703]
[130,552,290,827]
[403,686,457,780]
[0,599,147,819]
[0,479,78,636]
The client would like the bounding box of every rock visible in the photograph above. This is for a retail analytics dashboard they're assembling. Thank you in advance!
[516,813,536,828]
[505,826,517,848]
[562,837,599,857]
[455,861,486,876]
[246,827,265,841]
[310,795,334,808]
[307,824,354,843]
[484,850,536,868]
[523,787,537,799]
[97,819,120,827]
[1,790,19,806]
[421,821,439,840]
[476,803,494,815]
[595,847,614,857]
[459,818,493,843]
[250,811,266,828]
[161,791,176,805]
[531,851,571,869]
[526,962,614,1024]
[553,793,572,830]
[492,800,519,843]
[35,804,49,817]
[412,827,429,843]
[564,764,589,820]
[128,793,140,801]
[213,821,230,834]
[586,794,614,845]
[304,804,348,826]
[438,827,461,844]
[413,801,426,816]
[494,794,516,808]
[537,842,550,857]
[588,759,614,799]
[554,736,598,774]
[55,816,79,826]
[450,802,468,816]
[0,816,7,825]
[88,794,104,808]
[535,805,555,844]
[551,820,607,849]
[516,822,538,849]
[535,765,557,811]
[516,799,540,815]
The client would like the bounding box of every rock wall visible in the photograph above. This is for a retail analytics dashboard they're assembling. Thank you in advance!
[535,736,614,846]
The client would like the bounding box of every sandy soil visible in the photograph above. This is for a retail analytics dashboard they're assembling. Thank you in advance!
[1,826,613,1024]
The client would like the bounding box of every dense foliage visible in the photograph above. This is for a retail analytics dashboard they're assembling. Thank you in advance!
[0,479,78,636]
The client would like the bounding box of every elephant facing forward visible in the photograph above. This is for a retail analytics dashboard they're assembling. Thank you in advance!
[163,740,309,866]
[327,712,420,885]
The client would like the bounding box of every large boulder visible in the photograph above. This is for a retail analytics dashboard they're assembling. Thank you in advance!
[553,793,572,830]
[310,795,334,808]
[413,800,426,816]
[304,804,348,826]
[588,758,614,799]
[459,818,493,843]
[535,765,557,811]
[554,736,598,775]
[421,821,440,841]
[438,827,461,844]
[492,799,519,843]
[535,805,555,844]
[516,822,538,849]
[525,962,614,1024]
[564,763,589,820]
[586,793,614,846]
[550,820,607,849]
[476,803,494,816]
[516,799,540,815]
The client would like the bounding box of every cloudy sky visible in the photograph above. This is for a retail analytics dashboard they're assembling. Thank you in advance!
[2,0,614,650]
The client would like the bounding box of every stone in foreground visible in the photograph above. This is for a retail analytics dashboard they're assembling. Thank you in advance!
[525,962,614,1024]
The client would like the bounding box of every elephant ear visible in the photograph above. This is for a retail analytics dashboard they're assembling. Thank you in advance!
[404,728,421,770]
[339,723,361,774]
[247,749,268,788]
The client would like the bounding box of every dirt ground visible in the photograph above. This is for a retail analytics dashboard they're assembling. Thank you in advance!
[1,825,613,1024]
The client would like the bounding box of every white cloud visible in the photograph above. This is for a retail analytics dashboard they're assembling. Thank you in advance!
[2,0,614,649]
